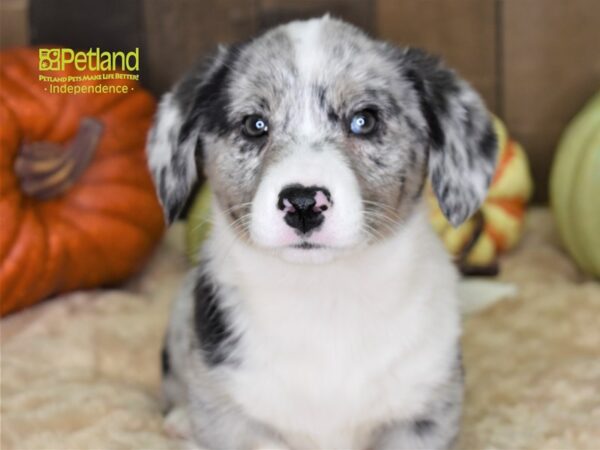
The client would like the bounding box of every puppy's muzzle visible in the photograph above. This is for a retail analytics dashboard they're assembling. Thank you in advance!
[277,184,332,234]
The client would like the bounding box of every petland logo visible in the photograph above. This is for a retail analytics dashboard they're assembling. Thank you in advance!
[38,47,140,94]
[39,48,140,72]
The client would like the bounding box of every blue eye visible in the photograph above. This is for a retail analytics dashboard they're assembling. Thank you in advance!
[349,110,377,135]
[242,115,269,138]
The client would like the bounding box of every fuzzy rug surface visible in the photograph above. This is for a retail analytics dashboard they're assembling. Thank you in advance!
[2,208,599,450]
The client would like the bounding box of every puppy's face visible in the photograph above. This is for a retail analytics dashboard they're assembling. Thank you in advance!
[148,17,497,263]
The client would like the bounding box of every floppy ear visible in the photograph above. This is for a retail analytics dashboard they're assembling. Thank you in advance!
[402,48,497,227]
[146,46,233,224]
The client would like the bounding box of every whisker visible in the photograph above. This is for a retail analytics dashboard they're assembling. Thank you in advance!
[186,209,253,261]
[187,202,253,235]
[360,221,386,244]
[362,210,401,234]
[362,207,403,225]
[362,200,400,215]
[221,202,253,216]
[212,215,253,266]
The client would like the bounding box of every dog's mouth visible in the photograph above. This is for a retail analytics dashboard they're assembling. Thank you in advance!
[278,240,347,264]
[291,241,327,250]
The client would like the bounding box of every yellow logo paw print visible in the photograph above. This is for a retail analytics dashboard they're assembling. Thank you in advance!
[39,49,61,71]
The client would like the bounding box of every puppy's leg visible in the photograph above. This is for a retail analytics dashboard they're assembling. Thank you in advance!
[161,281,201,441]
[164,406,192,439]
[188,391,290,450]
[161,339,187,408]
[164,280,289,450]
[371,414,460,450]
[161,340,193,439]
[370,355,464,450]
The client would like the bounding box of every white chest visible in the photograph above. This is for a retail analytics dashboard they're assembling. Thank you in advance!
[230,292,457,448]
[209,222,460,448]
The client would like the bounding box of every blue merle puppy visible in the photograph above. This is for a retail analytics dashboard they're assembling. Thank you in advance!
[147,15,496,450]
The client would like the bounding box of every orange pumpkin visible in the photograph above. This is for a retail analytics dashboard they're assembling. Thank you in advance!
[0,48,164,316]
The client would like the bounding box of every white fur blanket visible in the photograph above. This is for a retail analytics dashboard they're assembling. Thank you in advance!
[2,210,599,449]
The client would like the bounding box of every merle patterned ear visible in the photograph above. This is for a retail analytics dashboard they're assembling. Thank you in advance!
[146,46,232,224]
[402,48,497,227]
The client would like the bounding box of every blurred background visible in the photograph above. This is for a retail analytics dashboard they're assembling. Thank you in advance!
[2,0,599,203]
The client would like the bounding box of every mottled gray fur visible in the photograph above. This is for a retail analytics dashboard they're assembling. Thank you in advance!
[147,18,496,232]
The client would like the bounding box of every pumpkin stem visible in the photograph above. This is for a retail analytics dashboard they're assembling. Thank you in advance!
[15,118,104,200]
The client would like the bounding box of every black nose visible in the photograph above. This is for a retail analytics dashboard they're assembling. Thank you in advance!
[277,185,331,234]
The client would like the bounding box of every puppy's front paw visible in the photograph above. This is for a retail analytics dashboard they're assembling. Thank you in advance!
[164,406,192,440]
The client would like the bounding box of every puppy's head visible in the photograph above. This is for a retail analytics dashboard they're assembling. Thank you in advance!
[147,17,496,263]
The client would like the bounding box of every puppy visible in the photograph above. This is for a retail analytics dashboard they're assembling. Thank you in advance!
[147,16,496,450]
